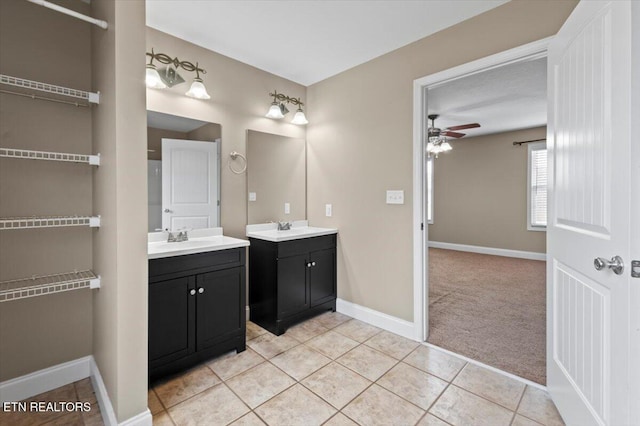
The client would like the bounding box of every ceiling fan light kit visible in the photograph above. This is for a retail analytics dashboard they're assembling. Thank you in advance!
[426,114,480,158]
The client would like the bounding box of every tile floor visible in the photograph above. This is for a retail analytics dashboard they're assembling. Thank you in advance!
[150,312,565,426]
[0,312,565,426]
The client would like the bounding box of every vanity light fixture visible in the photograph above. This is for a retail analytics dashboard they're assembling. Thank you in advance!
[145,49,211,100]
[265,91,308,125]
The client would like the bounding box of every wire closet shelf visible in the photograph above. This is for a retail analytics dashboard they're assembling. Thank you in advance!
[0,148,100,165]
[0,216,101,230]
[0,74,100,104]
[0,270,101,302]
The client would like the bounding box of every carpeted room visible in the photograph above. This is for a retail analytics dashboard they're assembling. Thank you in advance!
[425,59,548,384]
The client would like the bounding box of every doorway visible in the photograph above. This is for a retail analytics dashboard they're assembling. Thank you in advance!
[414,39,549,376]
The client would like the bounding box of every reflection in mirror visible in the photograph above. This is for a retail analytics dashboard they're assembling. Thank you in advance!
[147,111,222,232]
[247,130,306,224]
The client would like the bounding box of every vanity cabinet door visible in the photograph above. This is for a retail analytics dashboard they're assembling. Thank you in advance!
[277,253,309,318]
[309,248,336,307]
[149,276,196,367]
[196,267,245,351]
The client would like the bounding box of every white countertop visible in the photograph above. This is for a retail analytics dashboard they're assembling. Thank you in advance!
[148,228,249,259]
[246,220,338,242]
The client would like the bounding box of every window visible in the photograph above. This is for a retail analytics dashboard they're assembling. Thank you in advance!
[528,142,547,230]
[427,157,434,224]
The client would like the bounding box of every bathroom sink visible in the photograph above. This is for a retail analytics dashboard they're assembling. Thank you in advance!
[246,222,337,242]
[148,229,249,259]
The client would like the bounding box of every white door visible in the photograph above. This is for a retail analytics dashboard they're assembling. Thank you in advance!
[162,138,220,231]
[547,1,637,424]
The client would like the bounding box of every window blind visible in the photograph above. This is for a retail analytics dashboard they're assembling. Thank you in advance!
[530,147,547,227]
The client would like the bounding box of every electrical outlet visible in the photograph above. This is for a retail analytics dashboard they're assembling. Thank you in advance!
[325,204,332,217]
[284,203,290,214]
[249,192,256,201]
[386,190,404,205]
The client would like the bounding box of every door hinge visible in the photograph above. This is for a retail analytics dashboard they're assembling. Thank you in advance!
[421,223,424,231]
[632,260,640,278]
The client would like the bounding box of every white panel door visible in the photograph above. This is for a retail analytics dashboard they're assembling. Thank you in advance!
[547,1,635,425]
[162,138,219,231]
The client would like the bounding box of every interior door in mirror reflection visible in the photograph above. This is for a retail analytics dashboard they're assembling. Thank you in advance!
[162,138,220,231]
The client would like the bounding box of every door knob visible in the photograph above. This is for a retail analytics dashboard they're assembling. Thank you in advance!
[307,262,312,268]
[189,289,196,296]
[311,262,316,266]
[164,208,173,213]
[594,256,624,275]
[198,288,205,294]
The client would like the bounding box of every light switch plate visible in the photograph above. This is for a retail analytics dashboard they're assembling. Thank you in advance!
[325,204,332,217]
[386,190,404,204]
[249,192,256,201]
[284,203,290,214]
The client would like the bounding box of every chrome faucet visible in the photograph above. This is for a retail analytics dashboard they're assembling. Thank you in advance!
[277,221,292,231]
[167,230,189,242]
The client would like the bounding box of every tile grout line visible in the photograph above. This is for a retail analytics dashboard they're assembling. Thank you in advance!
[509,385,528,425]
[422,359,469,420]
[154,367,225,414]
[422,341,546,390]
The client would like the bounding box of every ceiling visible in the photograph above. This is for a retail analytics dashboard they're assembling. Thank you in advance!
[146,0,509,86]
[427,56,547,138]
[147,110,207,132]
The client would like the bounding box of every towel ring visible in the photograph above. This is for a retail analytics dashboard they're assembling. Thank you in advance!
[228,151,247,174]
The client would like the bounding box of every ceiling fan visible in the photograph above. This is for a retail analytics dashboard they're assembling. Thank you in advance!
[426,114,481,158]
[427,114,481,139]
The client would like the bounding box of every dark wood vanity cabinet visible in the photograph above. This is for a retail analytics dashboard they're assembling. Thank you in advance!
[148,248,246,382]
[249,234,337,335]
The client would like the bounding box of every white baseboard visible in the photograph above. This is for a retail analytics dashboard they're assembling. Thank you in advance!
[0,356,150,426]
[0,356,91,404]
[90,357,117,426]
[336,298,416,341]
[428,241,546,261]
[119,409,152,426]
[90,357,152,426]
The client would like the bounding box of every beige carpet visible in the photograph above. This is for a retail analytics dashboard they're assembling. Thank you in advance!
[427,248,546,384]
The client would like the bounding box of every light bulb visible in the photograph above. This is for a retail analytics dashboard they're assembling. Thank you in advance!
[146,64,166,89]
[266,102,285,119]
[185,78,211,99]
[291,108,308,125]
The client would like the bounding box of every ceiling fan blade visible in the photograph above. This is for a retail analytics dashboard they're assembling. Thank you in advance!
[442,131,465,138]
[446,123,480,131]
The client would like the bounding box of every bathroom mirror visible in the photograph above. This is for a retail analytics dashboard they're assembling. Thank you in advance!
[147,110,222,232]
[246,130,306,224]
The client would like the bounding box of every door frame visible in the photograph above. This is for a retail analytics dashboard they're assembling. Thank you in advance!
[411,37,552,341]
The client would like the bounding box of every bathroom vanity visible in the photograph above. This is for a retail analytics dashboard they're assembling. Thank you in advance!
[247,222,338,335]
[147,229,249,382]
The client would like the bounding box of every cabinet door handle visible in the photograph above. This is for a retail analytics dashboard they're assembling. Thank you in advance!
[198,287,205,294]
[189,289,196,296]
[311,261,316,266]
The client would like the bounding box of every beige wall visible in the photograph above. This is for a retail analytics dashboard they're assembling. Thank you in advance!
[187,123,222,146]
[0,0,93,382]
[147,124,221,160]
[91,0,148,422]
[146,27,307,239]
[147,127,187,160]
[247,130,306,224]
[429,127,546,253]
[306,0,576,322]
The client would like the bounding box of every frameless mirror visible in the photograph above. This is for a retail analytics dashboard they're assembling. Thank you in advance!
[246,130,306,224]
[147,110,222,232]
